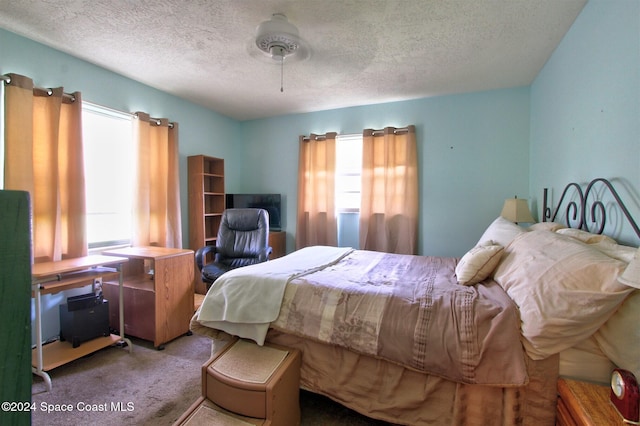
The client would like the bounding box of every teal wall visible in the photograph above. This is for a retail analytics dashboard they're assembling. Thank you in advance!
[1,0,637,342]
[0,28,244,249]
[240,88,531,256]
[529,0,640,245]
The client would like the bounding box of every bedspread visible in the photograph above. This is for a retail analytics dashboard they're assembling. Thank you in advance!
[196,246,353,345]
[194,247,528,386]
[271,249,528,386]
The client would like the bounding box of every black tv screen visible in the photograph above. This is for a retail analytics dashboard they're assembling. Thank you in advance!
[225,193,282,231]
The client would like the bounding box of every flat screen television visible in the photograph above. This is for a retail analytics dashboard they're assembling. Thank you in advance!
[225,193,282,231]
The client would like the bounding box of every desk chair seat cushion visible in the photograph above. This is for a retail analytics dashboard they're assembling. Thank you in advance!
[201,262,232,283]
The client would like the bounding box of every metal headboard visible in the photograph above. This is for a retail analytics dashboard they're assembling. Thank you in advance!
[542,177,640,240]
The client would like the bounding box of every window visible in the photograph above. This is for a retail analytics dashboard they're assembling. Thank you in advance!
[335,134,362,213]
[82,102,134,249]
[335,134,362,248]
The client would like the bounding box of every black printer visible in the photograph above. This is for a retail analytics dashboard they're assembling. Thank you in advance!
[59,292,110,348]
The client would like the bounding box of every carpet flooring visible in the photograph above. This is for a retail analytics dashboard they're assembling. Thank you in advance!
[31,333,392,425]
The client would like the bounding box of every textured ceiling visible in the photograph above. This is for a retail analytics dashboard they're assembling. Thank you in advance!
[0,0,587,121]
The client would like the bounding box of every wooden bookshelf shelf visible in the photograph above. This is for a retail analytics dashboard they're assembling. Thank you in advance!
[189,155,225,294]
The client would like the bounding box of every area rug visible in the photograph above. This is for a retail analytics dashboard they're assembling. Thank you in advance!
[31,333,391,425]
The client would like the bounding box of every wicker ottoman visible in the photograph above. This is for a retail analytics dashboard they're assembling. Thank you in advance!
[175,338,301,426]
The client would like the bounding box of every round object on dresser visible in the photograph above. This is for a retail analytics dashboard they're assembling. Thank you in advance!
[610,368,640,424]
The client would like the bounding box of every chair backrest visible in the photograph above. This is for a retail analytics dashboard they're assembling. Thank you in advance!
[216,208,270,267]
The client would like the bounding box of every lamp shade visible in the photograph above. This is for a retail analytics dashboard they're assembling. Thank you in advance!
[500,197,535,224]
[618,247,640,289]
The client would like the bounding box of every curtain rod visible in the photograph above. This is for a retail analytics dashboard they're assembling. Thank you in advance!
[2,74,76,103]
[302,127,411,141]
[84,101,174,128]
[302,135,327,142]
[133,112,175,128]
[301,131,337,142]
[370,126,410,135]
[2,75,174,128]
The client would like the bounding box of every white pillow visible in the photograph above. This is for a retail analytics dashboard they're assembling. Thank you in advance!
[593,290,640,382]
[556,228,618,245]
[590,241,637,264]
[529,222,566,232]
[493,230,632,360]
[477,216,525,248]
[455,241,504,286]
[559,336,616,384]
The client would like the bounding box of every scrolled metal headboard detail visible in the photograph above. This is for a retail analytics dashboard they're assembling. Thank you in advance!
[543,177,640,239]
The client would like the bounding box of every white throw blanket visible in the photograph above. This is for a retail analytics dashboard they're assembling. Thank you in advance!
[196,245,353,345]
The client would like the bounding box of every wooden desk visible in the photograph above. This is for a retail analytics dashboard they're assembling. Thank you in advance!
[102,247,194,349]
[31,255,131,391]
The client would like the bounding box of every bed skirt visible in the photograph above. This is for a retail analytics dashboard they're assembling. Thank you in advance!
[266,329,558,425]
[191,316,558,426]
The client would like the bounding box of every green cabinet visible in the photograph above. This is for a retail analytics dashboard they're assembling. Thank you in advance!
[0,190,32,425]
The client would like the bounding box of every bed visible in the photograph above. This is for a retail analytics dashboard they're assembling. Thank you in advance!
[191,177,640,425]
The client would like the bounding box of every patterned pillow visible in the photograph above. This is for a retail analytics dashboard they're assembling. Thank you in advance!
[455,241,504,286]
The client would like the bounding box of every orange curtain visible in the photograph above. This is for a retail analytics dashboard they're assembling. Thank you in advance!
[296,132,338,249]
[132,112,182,248]
[359,125,418,254]
[4,73,86,262]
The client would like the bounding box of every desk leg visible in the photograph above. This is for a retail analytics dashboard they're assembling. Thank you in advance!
[32,285,52,392]
[117,263,133,352]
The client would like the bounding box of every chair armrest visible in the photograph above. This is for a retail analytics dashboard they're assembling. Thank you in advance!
[259,246,273,262]
[195,245,219,271]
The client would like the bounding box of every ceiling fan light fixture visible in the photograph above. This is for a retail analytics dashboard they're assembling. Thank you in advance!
[269,44,287,61]
[254,13,309,93]
[255,13,300,61]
